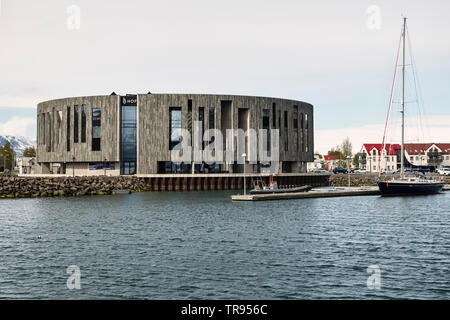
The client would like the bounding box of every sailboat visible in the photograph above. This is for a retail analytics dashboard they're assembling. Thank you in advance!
[377,18,444,196]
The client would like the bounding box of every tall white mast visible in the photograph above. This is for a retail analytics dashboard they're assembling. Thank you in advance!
[401,17,407,178]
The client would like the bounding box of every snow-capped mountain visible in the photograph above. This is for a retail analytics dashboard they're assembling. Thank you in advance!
[0,135,36,156]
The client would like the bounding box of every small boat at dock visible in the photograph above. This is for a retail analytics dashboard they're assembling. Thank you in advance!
[249,176,312,195]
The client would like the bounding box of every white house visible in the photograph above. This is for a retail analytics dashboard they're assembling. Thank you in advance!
[359,144,401,173]
[307,154,323,171]
[323,155,341,171]
[16,157,37,175]
[404,143,450,167]
[359,142,450,172]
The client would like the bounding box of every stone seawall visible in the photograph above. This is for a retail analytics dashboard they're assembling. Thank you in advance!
[330,174,378,187]
[0,176,146,198]
[0,174,330,198]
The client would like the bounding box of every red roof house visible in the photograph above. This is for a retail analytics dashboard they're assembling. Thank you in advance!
[362,143,401,155]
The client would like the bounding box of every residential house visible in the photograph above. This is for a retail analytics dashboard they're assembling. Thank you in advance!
[359,143,401,173]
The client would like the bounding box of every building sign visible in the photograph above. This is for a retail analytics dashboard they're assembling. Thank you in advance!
[121,95,137,106]
[89,163,115,171]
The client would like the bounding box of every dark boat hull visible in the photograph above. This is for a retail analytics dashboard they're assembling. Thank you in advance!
[377,181,444,196]
[250,185,312,195]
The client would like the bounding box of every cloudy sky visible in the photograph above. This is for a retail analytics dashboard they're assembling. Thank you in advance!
[1,0,449,153]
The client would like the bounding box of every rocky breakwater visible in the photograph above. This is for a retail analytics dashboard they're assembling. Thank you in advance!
[0,176,150,198]
[329,174,378,187]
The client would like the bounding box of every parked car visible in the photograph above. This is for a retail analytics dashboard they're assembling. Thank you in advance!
[437,167,450,176]
[353,168,367,174]
[313,168,327,174]
[333,167,348,174]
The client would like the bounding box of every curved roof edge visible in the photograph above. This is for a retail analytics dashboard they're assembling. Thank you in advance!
[38,93,313,107]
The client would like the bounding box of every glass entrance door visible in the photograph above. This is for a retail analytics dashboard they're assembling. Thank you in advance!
[120,103,137,175]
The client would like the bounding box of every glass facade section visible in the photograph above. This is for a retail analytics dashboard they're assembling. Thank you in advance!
[305,113,309,152]
[92,108,101,151]
[81,104,86,143]
[66,106,70,152]
[262,110,270,152]
[199,107,204,150]
[169,107,182,150]
[120,106,137,175]
[284,111,288,151]
[300,113,304,152]
[209,106,215,130]
[272,103,276,127]
[74,105,79,143]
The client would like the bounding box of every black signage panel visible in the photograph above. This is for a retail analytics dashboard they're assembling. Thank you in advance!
[121,95,137,106]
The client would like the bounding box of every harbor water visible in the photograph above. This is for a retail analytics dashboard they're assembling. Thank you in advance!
[0,191,449,299]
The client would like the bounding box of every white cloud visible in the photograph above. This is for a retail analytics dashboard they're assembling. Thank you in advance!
[0,116,35,136]
[315,115,450,155]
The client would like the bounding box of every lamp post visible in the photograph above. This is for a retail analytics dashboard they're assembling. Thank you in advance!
[72,156,75,177]
[346,155,352,187]
[242,153,247,195]
[104,158,107,176]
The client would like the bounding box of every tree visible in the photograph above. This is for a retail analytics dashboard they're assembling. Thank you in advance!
[328,137,354,168]
[326,148,344,168]
[327,148,343,157]
[23,147,36,157]
[340,137,353,159]
[0,142,15,171]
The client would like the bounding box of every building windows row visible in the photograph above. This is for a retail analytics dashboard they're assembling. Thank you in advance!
[169,104,217,152]
[74,104,87,145]
[66,104,89,152]
[259,107,310,153]
[44,103,310,158]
